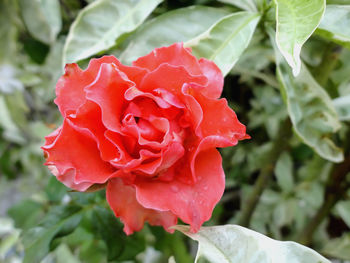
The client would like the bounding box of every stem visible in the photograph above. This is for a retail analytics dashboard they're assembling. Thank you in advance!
[234,68,280,89]
[297,154,350,246]
[297,194,338,246]
[237,165,274,227]
[59,0,73,20]
[297,43,347,246]
[170,233,193,263]
[238,119,292,227]
[314,42,342,90]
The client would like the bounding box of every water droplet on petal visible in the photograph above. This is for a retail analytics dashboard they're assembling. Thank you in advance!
[171,185,179,193]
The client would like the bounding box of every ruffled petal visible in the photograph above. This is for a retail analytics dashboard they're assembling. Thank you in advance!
[120,113,170,149]
[85,63,135,133]
[107,178,177,235]
[95,56,148,86]
[188,84,249,144]
[43,126,62,147]
[104,130,133,165]
[55,55,147,117]
[69,100,120,162]
[112,149,161,175]
[198,58,223,99]
[43,127,92,191]
[181,86,203,136]
[45,45,247,235]
[155,141,185,176]
[133,44,223,99]
[42,119,115,186]
[134,141,225,232]
[54,63,93,116]
[55,56,121,116]
[49,167,92,191]
[124,87,172,109]
[133,43,202,76]
[139,64,207,95]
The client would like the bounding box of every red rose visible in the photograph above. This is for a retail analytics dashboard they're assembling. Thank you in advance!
[42,43,248,234]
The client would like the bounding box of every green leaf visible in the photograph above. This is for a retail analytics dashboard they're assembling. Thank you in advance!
[18,0,62,45]
[92,207,145,261]
[0,0,18,64]
[185,12,260,76]
[273,199,297,228]
[45,176,68,203]
[7,200,43,230]
[22,205,83,263]
[296,181,324,209]
[333,94,350,121]
[54,244,80,263]
[274,152,294,192]
[317,5,350,48]
[175,225,331,263]
[63,0,162,64]
[327,0,350,4]
[168,256,176,263]
[335,201,350,228]
[0,65,23,94]
[62,227,107,263]
[120,6,230,65]
[275,0,326,76]
[218,0,257,11]
[0,95,24,144]
[322,233,350,260]
[0,219,20,260]
[5,91,29,130]
[276,60,343,162]
[23,38,50,64]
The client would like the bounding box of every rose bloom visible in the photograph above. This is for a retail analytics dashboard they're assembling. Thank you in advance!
[42,43,248,235]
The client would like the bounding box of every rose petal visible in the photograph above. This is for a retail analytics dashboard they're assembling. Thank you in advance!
[133,43,202,76]
[133,44,223,99]
[88,56,147,86]
[69,100,120,162]
[181,87,203,136]
[105,130,132,164]
[85,63,134,133]
[55,56,123,116]
[55,63,92,117]
[112,149,161,175]
[157,141,185,173]
[44,44,248,235]
[51,167,92,191]
[43,126,62,148]
[43,128,93,191]
[124,87,172,109]
[120,112,170,149]
[42,119,115,186]
[154,88,185,109]
[186,83,249,144]
[140,64,207,95]
[198,58,223,99]
[134,142,225,232]
[120,99,181,151]
[107,178,177,235]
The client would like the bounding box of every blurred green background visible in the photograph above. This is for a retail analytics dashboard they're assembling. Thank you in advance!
[1,0,350,262]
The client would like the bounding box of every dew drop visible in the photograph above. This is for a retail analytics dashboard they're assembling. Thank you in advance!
[197,176,202,181]
[203,186,208,191]
[171,185,179,193]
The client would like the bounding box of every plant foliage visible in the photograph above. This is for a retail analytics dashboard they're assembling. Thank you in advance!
[1,0,350,262]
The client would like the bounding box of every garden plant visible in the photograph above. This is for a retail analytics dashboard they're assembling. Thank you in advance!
[1,0,350,262]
